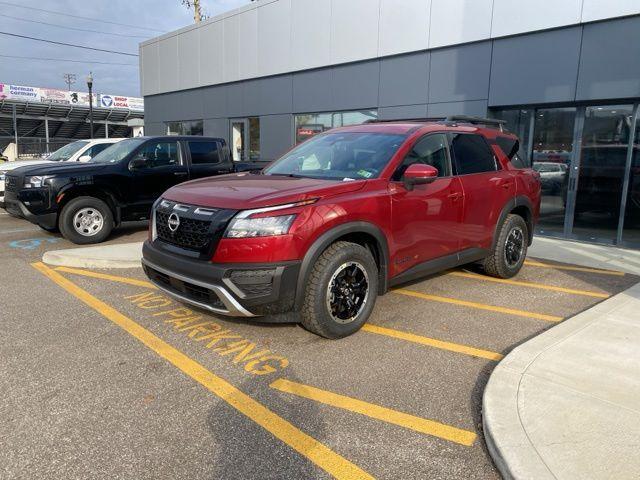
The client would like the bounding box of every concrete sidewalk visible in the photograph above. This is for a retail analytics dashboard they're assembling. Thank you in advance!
[42,242,143,269]
[483,281,640,480]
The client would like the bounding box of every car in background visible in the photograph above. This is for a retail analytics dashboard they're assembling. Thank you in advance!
[4,136,233,243]
[0,138,122,208]
[532,161,568,194]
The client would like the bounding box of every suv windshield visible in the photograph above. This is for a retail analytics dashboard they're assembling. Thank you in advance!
[91,138,146,163]
[264,132,405,181]
[47,141,89,161]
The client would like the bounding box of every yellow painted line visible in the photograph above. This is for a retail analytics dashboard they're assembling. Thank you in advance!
[362,324,503,361]
[270,378,476,447]
[393,288,562,323]
[449,271,609,299]
[32,262,372,480]
[54,266,157,289]
[524,260,625,277]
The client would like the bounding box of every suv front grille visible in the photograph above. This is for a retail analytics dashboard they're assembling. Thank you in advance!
[156,211,212,251]
[5,175,18,192]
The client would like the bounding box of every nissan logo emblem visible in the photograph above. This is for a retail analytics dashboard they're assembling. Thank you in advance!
[167,212,180,233]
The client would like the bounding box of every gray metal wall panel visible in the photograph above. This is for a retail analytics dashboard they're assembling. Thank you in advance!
[226,83,245,118]
[429,42,491,103]
[144,122,165,136]
[378,52,429,107]
[379,104,428,120]
[576,16,640,101]
[202,85,228,118]
[292,69,333,113]
[427,100,488,117]
[260,114,294,161]
[331,60,380,110]
[204,118,229,142]
[142,95,165,124]
[256,75,294,115]
[489,27,582,106]
[172,89,205,120]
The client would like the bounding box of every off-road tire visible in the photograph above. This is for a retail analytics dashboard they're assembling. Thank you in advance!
[301,241,378,339]
[482,214,528,279]
[59,196,114,245]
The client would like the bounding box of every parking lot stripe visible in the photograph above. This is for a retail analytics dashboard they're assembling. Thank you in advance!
[393,289,563,322]
[54,266,157,289]
[449,271,609,299]
[32,263,373,480]
[362,324,503,361]
[524,260,625,276]
[270,379,477,446]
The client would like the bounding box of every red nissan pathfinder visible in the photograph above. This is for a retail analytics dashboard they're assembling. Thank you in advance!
[142,116,541,338]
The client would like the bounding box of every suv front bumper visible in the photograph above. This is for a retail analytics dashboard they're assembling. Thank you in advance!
[142,240,300,320]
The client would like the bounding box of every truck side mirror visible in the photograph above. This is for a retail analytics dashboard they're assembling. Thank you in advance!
[129,157,148,171]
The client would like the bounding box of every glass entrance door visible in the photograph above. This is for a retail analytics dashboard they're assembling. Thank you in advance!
[570,105,635,243]
[230,119,248,162]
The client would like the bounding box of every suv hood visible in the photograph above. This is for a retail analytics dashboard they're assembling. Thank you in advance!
[0,158,52,171]
[10,161,108,176]
[163,173,367,210]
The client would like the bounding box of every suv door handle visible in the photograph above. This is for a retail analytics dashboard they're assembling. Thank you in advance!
[500,181,514,189]
[448,192,462,201]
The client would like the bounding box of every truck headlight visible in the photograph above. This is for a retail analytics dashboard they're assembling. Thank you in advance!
[24,176,46,188]
[225,214,296,238]
[0,170,7,181]
[224,200,316,239]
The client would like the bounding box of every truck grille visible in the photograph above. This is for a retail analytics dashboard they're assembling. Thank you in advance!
[5,175,18,192]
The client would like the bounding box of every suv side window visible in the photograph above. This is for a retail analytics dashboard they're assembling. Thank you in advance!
[133,141,180,168]
[450,134,497,175]
[189,141,220,164]
[392,133,451,180]
[85,143,112,159]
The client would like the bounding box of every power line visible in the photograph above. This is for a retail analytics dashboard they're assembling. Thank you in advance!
[0,1,164,33]
[0,13,149,39]
[0,54,138,66]
[0,31,139,57]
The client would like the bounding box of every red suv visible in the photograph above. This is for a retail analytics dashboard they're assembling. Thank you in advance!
[142,117,541,338]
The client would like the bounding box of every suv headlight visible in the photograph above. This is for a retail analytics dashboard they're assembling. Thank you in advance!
[24,176,47,188]
[0,170,7,181]
[224,200,316,239]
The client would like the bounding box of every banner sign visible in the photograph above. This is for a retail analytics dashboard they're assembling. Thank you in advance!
[0,82,144,111]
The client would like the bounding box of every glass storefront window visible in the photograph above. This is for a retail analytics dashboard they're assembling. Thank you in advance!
[491,109,532,165]
[166,120,204,136]
[533,107,576,236]
[621,109,639,245]
[572,105,634,242]
[295,110,377,144]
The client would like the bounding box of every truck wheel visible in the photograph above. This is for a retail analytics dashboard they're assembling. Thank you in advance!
[59,196,114,244]
[482,214,528,279]
[301,241,378,339]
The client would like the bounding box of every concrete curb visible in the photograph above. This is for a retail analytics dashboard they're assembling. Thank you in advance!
[482,283,640,480]
[42,241,143,269]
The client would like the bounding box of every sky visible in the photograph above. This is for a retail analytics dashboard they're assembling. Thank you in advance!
[0,0,250,97]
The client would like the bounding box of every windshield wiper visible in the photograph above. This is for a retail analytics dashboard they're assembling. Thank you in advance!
[265,172,304,178]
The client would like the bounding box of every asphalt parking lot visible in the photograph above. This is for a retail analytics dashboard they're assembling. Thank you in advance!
[1,212,638,480]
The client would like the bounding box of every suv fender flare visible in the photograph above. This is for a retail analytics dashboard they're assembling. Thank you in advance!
[294,222,390,311]
[493,195,534,249]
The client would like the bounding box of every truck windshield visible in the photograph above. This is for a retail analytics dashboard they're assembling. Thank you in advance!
[91,138,146,163]
[264,132,406,181]
[47,141,89,162]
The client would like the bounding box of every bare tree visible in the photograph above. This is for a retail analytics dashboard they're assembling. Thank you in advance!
[182,0,205,23]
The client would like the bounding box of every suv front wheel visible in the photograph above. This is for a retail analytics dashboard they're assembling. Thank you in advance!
[301,241,378,339]
[482,214,528,279]
[59,196,114,244]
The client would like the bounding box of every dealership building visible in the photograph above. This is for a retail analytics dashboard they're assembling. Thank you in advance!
[140,0,640,248]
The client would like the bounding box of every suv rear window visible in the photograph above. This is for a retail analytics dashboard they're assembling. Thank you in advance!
[451,134,497,175]
[189,141,220,164]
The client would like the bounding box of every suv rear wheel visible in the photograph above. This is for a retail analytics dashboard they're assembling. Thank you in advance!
[59,196,114,244]
[301,241,378,339]
[482,214,528,279]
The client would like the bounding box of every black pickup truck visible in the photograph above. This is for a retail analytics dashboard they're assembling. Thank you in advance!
[4,136,234,244]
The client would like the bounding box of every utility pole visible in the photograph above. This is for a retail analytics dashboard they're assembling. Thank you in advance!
[182,0,204,23]
[63,73,76,91]
[86,72,94,139]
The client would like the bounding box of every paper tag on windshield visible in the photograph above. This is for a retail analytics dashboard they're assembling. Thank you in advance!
[357,169,373,178]
[343,177,355,182]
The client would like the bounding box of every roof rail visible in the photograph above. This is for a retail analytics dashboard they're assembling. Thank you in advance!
[365,117,446,124]
[445,115,507,131]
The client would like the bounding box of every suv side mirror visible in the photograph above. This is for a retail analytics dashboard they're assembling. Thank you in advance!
[403,164,438,190]
[129,157,148,171]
